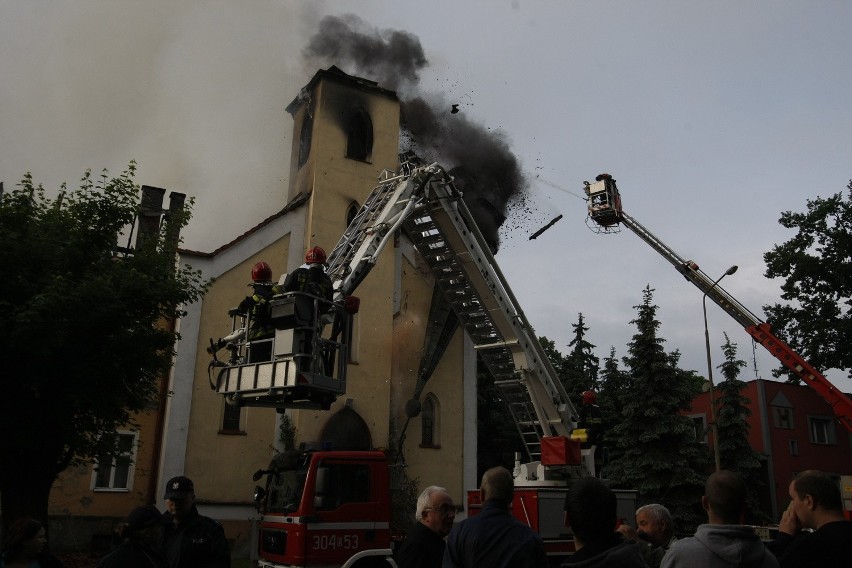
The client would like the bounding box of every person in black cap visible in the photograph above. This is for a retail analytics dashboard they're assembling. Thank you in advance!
[97,505,165,568]
[160,476,230,568]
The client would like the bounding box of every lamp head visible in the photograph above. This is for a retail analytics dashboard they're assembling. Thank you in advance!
[725,265,738,276]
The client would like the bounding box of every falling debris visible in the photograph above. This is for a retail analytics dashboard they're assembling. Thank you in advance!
[528,214,563,240]
[451,104,460,114]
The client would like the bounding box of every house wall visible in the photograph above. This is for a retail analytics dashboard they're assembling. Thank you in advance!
[687,378,852,520]
[759,380,852,515]
[47,401,162,555]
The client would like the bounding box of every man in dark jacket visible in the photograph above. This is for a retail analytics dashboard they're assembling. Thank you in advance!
[766,469,852,568]
[562,477,646,567]
[396,486,456,568]
[443,467,547,568]
[161,476,230,568]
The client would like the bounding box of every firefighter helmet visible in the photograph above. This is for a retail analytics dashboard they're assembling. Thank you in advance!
[582,390,597,405]
[305,246,327,264]
[251,261,272,282]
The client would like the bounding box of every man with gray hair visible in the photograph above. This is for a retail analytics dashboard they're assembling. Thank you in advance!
[617,503,677,567]
[443,467,547,567]
[395,486,456,568]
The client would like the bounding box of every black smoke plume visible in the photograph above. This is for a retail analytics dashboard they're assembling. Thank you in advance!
[304,14,528,251]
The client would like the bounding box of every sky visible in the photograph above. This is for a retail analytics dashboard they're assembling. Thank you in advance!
[2,1,851,393]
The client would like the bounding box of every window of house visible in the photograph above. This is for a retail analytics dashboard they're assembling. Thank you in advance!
[808,416,837,445]
[221,402,245,434]
[774,406,794,429]
[92,431,137,491]
[346,109,373,162]
[421,395,440,448]
[298,114,313,168]
[346,201,360,229]
[689,414,708,444]
[789,439,799,456]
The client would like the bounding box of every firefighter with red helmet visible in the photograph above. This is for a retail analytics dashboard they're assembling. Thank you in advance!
[579,389,603,451]
[282,246,333,309]
[282,247,334,372]
[233,260,280,362]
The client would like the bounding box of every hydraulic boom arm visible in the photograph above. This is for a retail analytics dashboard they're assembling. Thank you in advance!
[585,174,852,433]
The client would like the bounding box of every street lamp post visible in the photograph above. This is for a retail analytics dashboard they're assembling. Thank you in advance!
[703,265,738,472]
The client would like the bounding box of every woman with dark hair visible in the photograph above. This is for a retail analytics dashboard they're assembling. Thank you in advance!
[0,517,64,568]
[96,505,165,568]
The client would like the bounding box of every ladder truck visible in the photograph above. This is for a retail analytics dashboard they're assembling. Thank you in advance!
[209,155,626,568]
[583,173,852,434]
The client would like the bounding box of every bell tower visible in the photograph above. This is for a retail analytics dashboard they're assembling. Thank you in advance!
[283,67,401,448]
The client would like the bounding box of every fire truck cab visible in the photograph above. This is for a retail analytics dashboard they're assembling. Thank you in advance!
[253,448,395,568]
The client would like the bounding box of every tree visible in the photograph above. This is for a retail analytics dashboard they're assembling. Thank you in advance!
[539,335,568,383]
[476,355,525,478]
[715,333,770,523]
[0,165,209,533]
[563,313,600,402]
[607,286,709,532]
[763,181,852,380]
[597,346,629,466]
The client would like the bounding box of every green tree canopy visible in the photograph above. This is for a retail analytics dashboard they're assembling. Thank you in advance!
[607,286,709,532]
[763,181,852,379]
[0,165,209,532]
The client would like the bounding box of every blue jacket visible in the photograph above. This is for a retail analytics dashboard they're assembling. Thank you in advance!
[443,500,548,568]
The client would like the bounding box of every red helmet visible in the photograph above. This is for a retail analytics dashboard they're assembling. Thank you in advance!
[582,390,597,405]
[305,246,327,264]
[251,261,272,282]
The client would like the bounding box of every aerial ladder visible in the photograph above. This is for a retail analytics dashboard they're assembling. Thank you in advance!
[584,174,852,433]
[211,153,591,478]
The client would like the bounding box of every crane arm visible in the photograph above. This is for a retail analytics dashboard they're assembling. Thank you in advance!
[586,175,852,433]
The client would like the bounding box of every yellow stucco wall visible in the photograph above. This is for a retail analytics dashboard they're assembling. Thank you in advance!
[392,247,467,504]
[184,237,290,504]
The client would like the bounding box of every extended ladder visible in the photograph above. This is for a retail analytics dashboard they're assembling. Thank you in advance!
[326,157,578,462]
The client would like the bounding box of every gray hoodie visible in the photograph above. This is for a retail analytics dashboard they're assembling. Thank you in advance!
[662,525,778,568]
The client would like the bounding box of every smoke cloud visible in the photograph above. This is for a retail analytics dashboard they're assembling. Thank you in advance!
[303,14,528,250]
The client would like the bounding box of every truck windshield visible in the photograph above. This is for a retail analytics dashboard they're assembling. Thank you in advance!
[264,451,308,514]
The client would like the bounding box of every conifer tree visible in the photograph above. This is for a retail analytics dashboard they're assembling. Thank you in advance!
[598,346,629,468]
[563,313,600,402]
[607,286,709,531]
[715,333,770,523]
[476,356,525,476]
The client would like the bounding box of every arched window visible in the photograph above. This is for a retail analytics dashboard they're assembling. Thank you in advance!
[346,201,360,228]
[346,109,373,162]
[320,406,372,451]
[421,394,440,448]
